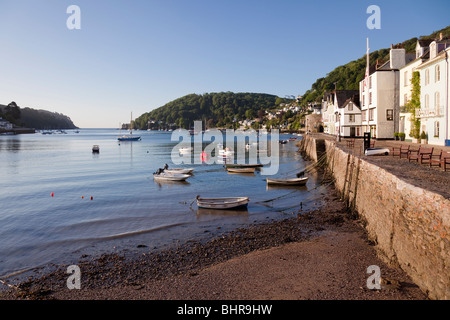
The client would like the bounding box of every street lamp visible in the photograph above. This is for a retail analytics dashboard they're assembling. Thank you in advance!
[335,111,341,142]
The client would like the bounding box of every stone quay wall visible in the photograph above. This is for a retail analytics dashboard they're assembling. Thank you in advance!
[299,134,449,300]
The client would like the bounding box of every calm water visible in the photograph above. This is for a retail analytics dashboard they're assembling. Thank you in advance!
[0,129,324,279]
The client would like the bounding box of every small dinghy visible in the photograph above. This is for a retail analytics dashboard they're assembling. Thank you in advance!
[227,167,255,173]
[153,172,191,182]
[163,164,194,174]
[266,176,308,186]
[196,196,250,210]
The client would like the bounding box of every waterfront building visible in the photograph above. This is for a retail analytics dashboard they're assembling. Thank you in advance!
[416,37,450,146]
[359,43,415,139]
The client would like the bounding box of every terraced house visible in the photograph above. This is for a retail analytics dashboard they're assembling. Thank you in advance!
[416,37,450,146]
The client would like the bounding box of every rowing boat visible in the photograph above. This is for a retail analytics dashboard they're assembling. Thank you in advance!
[164,168,194,174]
[153,172,191,182]
[227,167,255,173]
[196,196,250,210]
[266,176,308,186]
[225,163,263,169]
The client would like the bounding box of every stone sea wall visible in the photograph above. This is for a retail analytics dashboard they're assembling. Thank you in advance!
[300,135,449,300]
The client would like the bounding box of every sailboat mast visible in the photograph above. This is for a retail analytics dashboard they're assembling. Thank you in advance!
[130,112,133,135]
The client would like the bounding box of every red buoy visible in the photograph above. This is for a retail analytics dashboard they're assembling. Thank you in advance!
[51,192,54,197]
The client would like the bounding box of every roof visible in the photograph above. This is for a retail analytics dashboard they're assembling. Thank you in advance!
[334,90,359,107]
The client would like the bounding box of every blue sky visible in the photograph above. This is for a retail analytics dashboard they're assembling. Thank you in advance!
[1,0,449,128]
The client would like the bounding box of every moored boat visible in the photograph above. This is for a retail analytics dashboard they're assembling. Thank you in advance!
[153,172,191,182]
[196,196,250,210]
[92,145,100,153]
[225,163,263,169]
[227,167,255,173]
[266,176,308,186]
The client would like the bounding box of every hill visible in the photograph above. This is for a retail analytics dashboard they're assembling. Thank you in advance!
[134,92,291,130]
[300,25,450,104]
[0,102,78,130]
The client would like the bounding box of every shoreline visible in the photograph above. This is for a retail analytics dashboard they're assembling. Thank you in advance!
[0,184,428,300]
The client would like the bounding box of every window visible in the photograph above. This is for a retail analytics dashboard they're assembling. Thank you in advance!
[369,76,372,89]
[404,93,408,105]
[434,121,439,137]
[349,114,355,122]
[348,103,353,111]
[369,92,372,105]
[404,71,408,87]
[369,109,374,121]
[386,109,393,121]
[362,110,367,121]
[425,69,430,85]
[435,92,440,115]
[362,95,365,107]
[424,94,429,114]
[435,65,440,82]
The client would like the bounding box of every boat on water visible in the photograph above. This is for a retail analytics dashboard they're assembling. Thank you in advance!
[266,176,308,186]
[179,147,192,154]
[227,167,255,173]
[196,196,250,210]
[118,112,141,141]
[217,143,234,156]
[92,145,100,153]
[225,163,263,169]
[153,172,191,182]
[163,164,194,174]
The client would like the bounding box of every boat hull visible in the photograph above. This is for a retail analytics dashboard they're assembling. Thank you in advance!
[196,196,250,210]
[153,173,191,181]
[266,177,308,186]
[227,167,255,173]
[165,168,194,174]
[118,136,141,141]
[225,163,263,169]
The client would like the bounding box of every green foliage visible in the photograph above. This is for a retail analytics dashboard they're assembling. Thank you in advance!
[300,25,450,105]
[407,71,421,138]
[134,92,286,129]
[0,102,77,129]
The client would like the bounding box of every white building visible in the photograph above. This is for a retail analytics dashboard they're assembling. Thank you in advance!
[359,45,415,139]
[399,40,431,138]
[333,91,360,138]
[416,38,450,146]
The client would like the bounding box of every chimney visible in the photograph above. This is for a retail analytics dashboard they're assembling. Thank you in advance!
[390,47,406,69]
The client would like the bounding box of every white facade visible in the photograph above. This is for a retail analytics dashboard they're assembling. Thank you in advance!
[360,69,398,139]
[336,99,362,138]
[359,47,413,139]
[416,45,450,146]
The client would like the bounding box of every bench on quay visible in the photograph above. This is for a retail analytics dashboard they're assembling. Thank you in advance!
[429,150,450,171]
[392,145,410,159]
[408,146,434,164]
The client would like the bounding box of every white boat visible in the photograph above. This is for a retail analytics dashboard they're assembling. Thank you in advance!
[153,172,191,182]
[365,148,390,156]
[163,164,194,174]
[196,196,250,210]
[179,147,192,154]
[217,143,234,156]
[266,176,308,186]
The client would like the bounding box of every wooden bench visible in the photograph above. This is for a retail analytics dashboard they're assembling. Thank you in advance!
[408,146,434,164]
[429,150,450,171]
[392,145,410,159]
